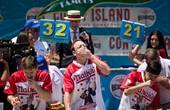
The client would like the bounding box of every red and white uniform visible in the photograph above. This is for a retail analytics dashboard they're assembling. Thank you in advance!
[4,70,52,110]
[138,57,170,104]
[118,71,160,110]
[63,60,105,110]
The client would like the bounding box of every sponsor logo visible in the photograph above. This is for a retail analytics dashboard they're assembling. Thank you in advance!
[137,8,156,27]
[72,66,95,84]
[81,7,156,28]
[59,0,94,8]
[110,75,126,99]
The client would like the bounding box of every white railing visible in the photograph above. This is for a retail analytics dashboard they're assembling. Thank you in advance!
[59,67,137,73]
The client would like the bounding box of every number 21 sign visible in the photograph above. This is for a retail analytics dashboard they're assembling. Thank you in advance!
[40,19,70,44]
[120,20,145,45]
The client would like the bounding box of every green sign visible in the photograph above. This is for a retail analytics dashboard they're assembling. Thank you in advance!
[38,0,150,17]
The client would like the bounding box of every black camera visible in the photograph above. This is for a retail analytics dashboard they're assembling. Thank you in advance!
[0,41,37,73]
[14,47,36,58]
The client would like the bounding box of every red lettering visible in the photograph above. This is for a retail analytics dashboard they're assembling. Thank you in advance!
[109,9,115,21]
[73,68,95,83]
[109,37,130,49]
[91,8,130,22]
[123,42,128,49]
[102,8,108,21]
[109,37,115,49]
[53,12,66,20]
[124,8,130,20]
[53,13,59,20]
[95,8,101,21]
[117,8,122,21]
[116,37,121,49]
[92,8,94,21]
[17,86,36,93]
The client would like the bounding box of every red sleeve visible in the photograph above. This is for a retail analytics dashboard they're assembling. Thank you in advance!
[0,78,4,88]
[95,56,101,74]
[63,68,74,93]
[42,71,52,93]
[3,73,17,95]
[120,71,138,91]
[159,48,168,58]
[149,83,160,108]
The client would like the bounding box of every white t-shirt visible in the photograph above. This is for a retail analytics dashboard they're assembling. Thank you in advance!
[34,40,49,56]
[48,65,63,102]
[138,57,170,104]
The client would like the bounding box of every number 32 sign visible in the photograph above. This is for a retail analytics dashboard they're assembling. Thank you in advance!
[40,19,70,44]
[120,20,145,45]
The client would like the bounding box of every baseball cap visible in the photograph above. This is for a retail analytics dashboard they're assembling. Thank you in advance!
[24,19,40,28]
[36,55,48,71]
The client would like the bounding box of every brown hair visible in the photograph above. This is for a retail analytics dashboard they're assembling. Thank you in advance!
[22,56,37,69]
[16,32,29,44]
[145,48,159,62]
[147,30,168,58]
[146,59,161,75]
[71,39,82,52]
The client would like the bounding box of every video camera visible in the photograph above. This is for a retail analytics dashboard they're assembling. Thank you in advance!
[13,47,36,58]
[0,41,36,73]
[0,41,36,58]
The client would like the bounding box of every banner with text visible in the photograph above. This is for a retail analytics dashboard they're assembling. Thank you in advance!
[1,0,170,55]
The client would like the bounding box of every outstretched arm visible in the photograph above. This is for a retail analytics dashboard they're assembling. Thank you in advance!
[124,80,153,96]
[128,44,143,66]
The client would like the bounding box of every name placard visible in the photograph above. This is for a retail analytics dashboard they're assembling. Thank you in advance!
[120,20,145,45]
[40,19,70,44]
